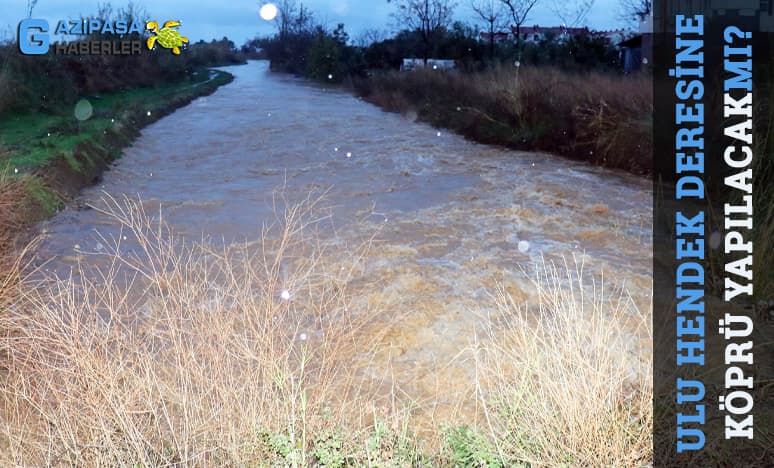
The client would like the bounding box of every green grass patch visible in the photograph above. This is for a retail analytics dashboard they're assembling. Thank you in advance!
[24,177,61,215]
[442,426,507,467]
[0,69,232,173]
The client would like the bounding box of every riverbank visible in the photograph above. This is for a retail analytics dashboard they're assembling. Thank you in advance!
[0,69,233,288]
[352,66,653,176]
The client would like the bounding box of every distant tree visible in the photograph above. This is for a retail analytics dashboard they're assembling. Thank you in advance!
[308,32,343,80]
[497,0,541,44]
[26,0,38,18]
[388,0,457,65]
[261,1,321,74]
[291,3,315,34]
[117,2,149,28]
[96,2,114,21]
[273,0,298,39]
[439,21,486,68]
[332,23,349,45]
[471,0,508,59]
[619,0,651,26]
[550,0,594,27]
[356,29,388,48]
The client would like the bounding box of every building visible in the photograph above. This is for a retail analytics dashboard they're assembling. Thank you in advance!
[400,58,456,72]
[619,12,653,74]
[512,25,590,43]
[478,32,510,42]
[594,29,628,45]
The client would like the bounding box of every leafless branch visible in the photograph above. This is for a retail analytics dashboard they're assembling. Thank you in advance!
[550,0,594,27]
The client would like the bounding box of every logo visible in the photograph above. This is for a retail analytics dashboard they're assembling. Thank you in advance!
[17,18,155,56]
[18,18,49,55]
[145,21,188,55]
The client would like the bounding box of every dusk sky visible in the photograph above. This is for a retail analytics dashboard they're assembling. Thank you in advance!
[2,0,631,46]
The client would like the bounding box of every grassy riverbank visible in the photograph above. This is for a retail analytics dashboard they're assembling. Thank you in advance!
[353,66,653,176]
[0,70,233,294]
[0,196,652,466]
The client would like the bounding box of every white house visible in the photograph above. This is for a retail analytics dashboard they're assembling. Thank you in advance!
[400,58,456,71]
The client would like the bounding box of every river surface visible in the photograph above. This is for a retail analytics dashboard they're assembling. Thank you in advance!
[35,60,652,423]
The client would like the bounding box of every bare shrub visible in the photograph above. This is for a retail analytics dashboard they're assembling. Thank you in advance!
[476,256,652,466]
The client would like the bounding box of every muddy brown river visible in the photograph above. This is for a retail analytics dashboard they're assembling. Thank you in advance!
[35,60,652,423]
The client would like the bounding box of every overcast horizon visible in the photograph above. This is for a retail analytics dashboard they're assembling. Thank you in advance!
[2,0,633,46]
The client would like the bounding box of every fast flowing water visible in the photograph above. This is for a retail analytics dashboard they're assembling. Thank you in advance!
[35,60,652,422]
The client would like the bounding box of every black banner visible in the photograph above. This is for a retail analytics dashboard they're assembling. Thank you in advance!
[653,1,774,466]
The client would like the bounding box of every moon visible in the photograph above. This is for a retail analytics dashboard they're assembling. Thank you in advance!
[259,3,278,21]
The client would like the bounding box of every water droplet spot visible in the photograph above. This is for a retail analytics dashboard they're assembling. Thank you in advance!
[74,99,93,121]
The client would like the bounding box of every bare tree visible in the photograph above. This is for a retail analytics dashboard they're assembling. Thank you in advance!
[619,0,651,26]
[497,0,540,44]
[290,3,315,34]
[550,0,594,28]
[272,0,299,39]
[96,2,115,21]
[117,2,149,25]
[26,0,39,18]
[388,0,457,65]
[471,0,508,59]
[356,28,388,47]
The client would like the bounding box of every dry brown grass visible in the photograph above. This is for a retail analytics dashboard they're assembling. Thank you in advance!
[0,196,653,465]
[475,256,652,466]
[0,168,29,311]
[355,66,653,174]
[0,194,395,465]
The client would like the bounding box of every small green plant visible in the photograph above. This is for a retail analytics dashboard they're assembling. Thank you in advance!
[442,426,503,468]
[24,176,61,215]
[312,428,347,467]
[366,419,389,455]
[255,428,296,461]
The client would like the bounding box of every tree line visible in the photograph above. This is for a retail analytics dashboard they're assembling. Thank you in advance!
[250,0,645,81]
